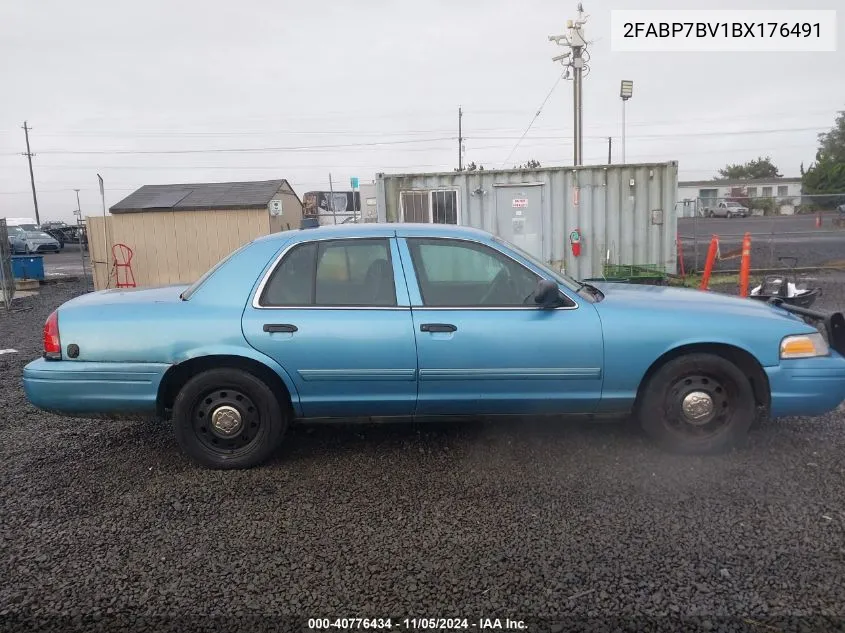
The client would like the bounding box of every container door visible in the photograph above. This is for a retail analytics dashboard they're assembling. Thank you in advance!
[495,185,543,257]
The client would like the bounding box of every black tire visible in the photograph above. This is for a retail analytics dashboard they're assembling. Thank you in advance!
[637,353,756,455]
[708,211,715,218]
[172,368,287,469]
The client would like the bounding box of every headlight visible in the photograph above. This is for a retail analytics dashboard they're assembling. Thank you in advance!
[780,333,829,359]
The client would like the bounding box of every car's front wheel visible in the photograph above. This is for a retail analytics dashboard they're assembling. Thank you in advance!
[172,368,288,469]
[637,353,756,455]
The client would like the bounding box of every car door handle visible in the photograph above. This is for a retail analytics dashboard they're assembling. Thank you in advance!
[420,323,457,333]
[263,323,298,333]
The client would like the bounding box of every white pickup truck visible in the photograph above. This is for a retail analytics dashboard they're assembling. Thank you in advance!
[704,201,749,218]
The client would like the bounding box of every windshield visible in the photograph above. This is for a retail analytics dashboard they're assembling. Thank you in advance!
[180,243,250,300]
[492,236,583,291]
[725,202,741,207]
[27,231,53,239]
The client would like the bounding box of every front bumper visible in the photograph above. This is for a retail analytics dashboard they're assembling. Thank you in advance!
[23,358,170,416]
[766,353,845,418]
[30,244,59,252]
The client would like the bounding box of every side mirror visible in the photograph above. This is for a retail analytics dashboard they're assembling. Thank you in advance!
[534,279,561,308]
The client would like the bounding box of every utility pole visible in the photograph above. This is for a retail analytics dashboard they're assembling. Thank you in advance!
[21,121,40,225]
[549,3,589,166]
[457,106,463,171]
[328,173,337,225]
[607,137,612,165]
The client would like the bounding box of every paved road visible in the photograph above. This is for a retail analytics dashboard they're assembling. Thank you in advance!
[37,244,89,279]
[678,214,845,271]
[678,213,842,240]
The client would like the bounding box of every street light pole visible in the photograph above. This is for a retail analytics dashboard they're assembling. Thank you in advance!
[620,80,633,164]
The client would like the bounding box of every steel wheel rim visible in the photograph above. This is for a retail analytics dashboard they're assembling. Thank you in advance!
[663,373,733,437]
[192,388,261,454]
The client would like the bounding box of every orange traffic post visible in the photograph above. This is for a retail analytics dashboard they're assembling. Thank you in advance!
[739,232,752,297]
[816,213,822,228]
[699,235,719,291]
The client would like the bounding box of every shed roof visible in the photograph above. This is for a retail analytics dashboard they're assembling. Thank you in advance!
[110,179,290,213]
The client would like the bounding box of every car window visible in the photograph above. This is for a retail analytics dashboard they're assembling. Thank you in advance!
[261,238,397,307]
[181,242,252,301]
[315,240,396,306]
[492,236,583,292]
[407,238,540,307]
[260,242,317,306]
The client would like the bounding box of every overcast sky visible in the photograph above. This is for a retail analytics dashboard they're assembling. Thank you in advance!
[1,0,842,223]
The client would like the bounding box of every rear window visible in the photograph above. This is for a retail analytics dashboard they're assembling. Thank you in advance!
[180,244,250,301]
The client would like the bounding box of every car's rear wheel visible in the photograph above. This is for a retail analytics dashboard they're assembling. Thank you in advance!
[172,368,287,469]
[637,353,756,455]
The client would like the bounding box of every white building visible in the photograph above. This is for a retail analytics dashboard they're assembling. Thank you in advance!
[676,177,803,217]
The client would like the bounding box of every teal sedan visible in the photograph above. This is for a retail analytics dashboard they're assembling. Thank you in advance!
[23,224,845,469]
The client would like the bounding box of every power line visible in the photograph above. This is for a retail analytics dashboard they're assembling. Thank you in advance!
[500,72,566,168]
[0,136,457,157]
[2,125,820,160]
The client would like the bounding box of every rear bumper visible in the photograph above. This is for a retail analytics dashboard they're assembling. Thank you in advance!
[23,358,170,416]
[766,354,845,418]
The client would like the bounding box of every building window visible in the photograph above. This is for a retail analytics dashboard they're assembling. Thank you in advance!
[746,187,757,197]
[699,188,718,201]
[777,185,788,197]
[762,186,772,197]
[399,190,459,224]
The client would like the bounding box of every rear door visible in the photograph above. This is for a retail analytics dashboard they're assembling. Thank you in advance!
[242,234,418,418]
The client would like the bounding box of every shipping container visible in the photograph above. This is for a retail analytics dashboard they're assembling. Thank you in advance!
[376,162,679,280]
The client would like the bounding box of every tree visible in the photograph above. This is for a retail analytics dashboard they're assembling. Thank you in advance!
[801,109,845,208]
[515,159,542,169]
[815,110,845,164]
[454,161,484,172]
[716,156,782,180]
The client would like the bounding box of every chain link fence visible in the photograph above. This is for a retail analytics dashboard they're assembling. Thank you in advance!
[678,193,845,274]
[0,219,14,309]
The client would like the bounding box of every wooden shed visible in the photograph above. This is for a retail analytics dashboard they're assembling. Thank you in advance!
[87,179,302,290]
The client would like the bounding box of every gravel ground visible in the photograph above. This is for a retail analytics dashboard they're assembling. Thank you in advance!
[3,280,845,633]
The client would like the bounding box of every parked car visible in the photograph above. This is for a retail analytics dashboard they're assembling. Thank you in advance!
[704,201,750,218]
[15,230,61,254]
[23,224,845,469]
[7,226,27,253]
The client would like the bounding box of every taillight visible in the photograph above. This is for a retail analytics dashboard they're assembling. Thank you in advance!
[43,310,61,360]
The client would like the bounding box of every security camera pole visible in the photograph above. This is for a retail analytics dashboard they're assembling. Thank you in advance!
[549,3,589,166]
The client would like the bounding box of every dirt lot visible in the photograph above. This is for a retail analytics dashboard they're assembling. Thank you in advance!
[3,279,845,632]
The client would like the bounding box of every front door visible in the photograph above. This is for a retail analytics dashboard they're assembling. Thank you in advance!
[495,185,543,259]
[242,236,418,418]
[398,236,604,416]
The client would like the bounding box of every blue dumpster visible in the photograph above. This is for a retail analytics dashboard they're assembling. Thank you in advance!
[11,255,45,281]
